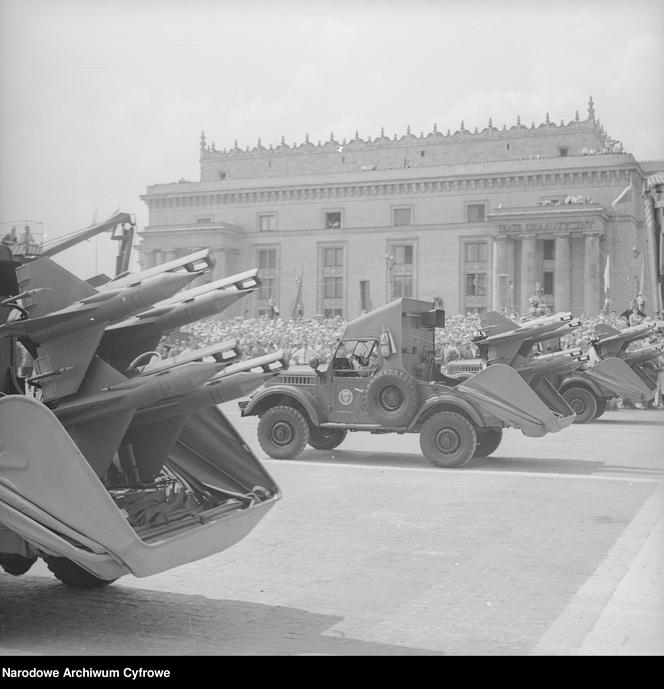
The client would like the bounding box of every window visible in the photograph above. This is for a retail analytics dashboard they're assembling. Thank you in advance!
[258,213,276,232]
[393,208,412,226]
[462,240,489,312]
[324,308,343,318]
[323,247,343,267]
[465,242,487,262]
[359,280,371,312]
[320,245,344,317]
[325,211,342,229]
[465,273,487,296]
[258,276,276,301]
[543,239,555,260]
[543,271,554,295]
[420,150,426,157]
[466,203,486,223]
[255,248,278,315]
[559,147,569,157]
[196,217,212,225]
[392,275,414,298]
[389,242,415,300]
[257,249,277,269]
[323,276,343,299]
[393,244,413,265]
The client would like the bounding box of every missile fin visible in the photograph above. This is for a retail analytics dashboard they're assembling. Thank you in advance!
[66,408,136,478]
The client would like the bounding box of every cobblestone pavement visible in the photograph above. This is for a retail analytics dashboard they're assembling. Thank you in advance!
[1,408,662,656]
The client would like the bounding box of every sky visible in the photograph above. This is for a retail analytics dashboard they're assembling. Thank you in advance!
[1,0,663,278]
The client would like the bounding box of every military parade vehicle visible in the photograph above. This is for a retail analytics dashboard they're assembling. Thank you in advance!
[548,319,663,421]
[0,214,286,588]
[449,310,659,423]
[240,297,576,468]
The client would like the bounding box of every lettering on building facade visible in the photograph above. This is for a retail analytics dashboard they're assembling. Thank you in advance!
[498,220,595,235]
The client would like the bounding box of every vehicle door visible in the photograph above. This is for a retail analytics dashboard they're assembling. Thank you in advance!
[328,339,378,422]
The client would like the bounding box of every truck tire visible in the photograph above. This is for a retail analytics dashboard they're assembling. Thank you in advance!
[473,428,503,457]
[257,405,310,459]
[366,369,419,427]
[44,557,116,589]
[0,554,37,576]
[308,427,347,451]
[562,386,598,424]
[593,397,608,419]
[419,411,477,468]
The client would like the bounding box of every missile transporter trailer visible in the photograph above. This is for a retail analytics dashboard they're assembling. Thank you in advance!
[549,320,664,422]
[240,298,575,469]
[450,311,659,424]
[0,228,286,589]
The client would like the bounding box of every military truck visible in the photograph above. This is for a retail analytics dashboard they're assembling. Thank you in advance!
[240,298,575,468]
[0,235,286,588]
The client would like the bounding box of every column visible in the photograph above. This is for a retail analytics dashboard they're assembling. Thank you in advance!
[583,234,600,315]
[491,236,508,311]
[554,234,571,312]
[505,237,516,314]
[165,249,178,262]
[519,235,537,315]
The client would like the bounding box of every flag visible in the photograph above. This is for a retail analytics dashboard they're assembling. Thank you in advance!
[611,176,632,208]
[603,254,610,294]
[290,269,303,318]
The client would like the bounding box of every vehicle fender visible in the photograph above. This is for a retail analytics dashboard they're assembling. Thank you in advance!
[411,392,486,429]
[242,384,324,425]
[558,372,603,398]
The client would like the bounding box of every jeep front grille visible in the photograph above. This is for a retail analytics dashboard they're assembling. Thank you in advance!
[279,376,315,385]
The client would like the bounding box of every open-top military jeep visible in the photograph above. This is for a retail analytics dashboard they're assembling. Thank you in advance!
[240,298,574,468]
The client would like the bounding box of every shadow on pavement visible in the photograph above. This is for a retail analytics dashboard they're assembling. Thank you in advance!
[0,575,436,656]
[298,448,605,475]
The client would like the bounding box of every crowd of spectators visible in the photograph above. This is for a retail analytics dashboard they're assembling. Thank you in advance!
[158,299,659,370]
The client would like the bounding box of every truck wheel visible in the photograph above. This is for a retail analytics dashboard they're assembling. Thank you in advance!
[562,386,598,424]
[44,557,116,589]
[0,554,37,576]
[593,398,608,419]
[366,369,419,427]
[419,412,477,468]
[473,428,503,457]
[257,405,310,459]
[308,427,347,450]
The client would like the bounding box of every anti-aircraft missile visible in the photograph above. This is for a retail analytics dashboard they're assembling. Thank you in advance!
[131,351,288,426]
[130,339,241,374]
[0,270,197,344]
[593,320,664,357]
[106,270,260,336]
[99,270,260,372]
[475,310,582,366]
[512,348,589,377]
[52,358,227,426]
[100,249,215,291]
[620,342,664,366]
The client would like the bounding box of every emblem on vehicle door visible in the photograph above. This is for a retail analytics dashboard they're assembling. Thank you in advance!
[338,388,353,405]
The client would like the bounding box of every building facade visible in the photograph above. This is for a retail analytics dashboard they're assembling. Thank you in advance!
[139,98,663,319]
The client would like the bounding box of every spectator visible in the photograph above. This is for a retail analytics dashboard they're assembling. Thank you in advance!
[2,226,18,247]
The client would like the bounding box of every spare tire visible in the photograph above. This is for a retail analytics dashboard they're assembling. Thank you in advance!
[366,369,419,427]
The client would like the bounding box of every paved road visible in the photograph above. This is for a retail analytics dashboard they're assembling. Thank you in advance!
[1,407,662,656]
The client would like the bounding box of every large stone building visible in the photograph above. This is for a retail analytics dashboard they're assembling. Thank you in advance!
[139,98,663,319]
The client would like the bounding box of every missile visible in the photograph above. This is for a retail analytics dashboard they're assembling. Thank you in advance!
[100,249,215,290]
[131,351,288,426]
[0,271,196,344]
[106,287,253,337]
[593,320,664,357]
[514,349,589,376]
[52,359,226,426]
[129,339,241,374]
[620,343,664,365]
